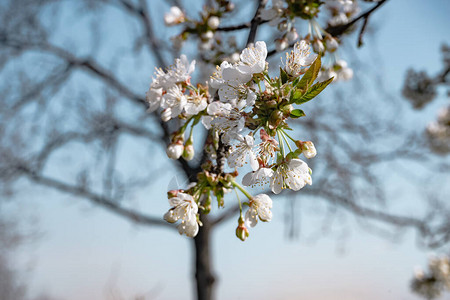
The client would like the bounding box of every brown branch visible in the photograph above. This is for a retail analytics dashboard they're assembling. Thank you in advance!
[246,0,267,46]
[217,23,251,32]
[19,167,172,228]
[357,14,370,47]
[116,0,167,67]
[326,0,388,38]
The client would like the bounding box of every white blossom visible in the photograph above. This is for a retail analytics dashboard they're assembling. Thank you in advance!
[210,62,251,90]
[270,158,312,194]
[260,0,285,26]
[242,167,274,187]
[285,40,317,77]
[218,81,256,109]
[164,6,185,26]
[227,134,259,170]
[151,55,195,89]
[244,194,273,227]
[164,192,199,237]
[205,102,245,143]
[161,85,187,120]
[210,61,232,89]
[185,90,208,116]
[145,88,162,113]
[237,41,267,76]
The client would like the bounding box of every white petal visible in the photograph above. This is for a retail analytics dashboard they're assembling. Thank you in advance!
[249,151,259,171]
[270,172,283,194]
[242,172,254,186]
[244,208,258,228]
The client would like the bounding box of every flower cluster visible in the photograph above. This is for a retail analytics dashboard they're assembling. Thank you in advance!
[146,40,332,240]
[163,1,360,82]
[411,255,450,300]
[426,105,450,154]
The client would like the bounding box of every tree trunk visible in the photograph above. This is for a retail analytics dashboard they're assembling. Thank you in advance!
[193,214,216,300]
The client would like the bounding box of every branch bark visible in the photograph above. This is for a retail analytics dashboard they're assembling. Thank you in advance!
[193,214,216,300]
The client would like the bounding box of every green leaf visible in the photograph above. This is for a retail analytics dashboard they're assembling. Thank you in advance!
[294,77,334,105]
[290,88,303,103]
[280,67,288,85]
[295,55,322,93]
[290,109,306,118]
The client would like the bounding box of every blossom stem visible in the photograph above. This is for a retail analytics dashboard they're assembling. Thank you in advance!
[180,115,195,132]
[188,122,195,139]
[280,130,293,153]
[186,84,199,93]
[280,129,297,143]
[277,129,286,157]
[231,181,253,200]
[234,188,243,216]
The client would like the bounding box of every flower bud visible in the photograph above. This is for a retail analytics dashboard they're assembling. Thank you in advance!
[295,141,316,158]
[302,141,317,158]
[202,192,212,214]
[268,110,284,130]
[207,16,220,29]
[226,2,235,12]
[164,6,185,26]
[312,39,325,53]
[236,217,249,241]
[166,142,184,159]
[231,52,240,63]
[280,104,293,116]
[183,137,195,161]
[325,36,339,52]
[275,38,288,52]
[277,20,288,31]
[167,190,179,198]
[286,29,299,43]
[202,30,214,40]
[199,40,213,51]
[266,99,278,108]
[216,189,224,207]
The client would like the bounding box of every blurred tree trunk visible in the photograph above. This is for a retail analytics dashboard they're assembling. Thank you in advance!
[193,214,215,300]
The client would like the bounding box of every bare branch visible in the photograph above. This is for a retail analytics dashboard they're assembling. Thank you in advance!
[246,0,267,46]
[19,166,172,228]
[326,0,388,38]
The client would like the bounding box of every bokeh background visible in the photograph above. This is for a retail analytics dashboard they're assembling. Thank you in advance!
[1,0,449,299]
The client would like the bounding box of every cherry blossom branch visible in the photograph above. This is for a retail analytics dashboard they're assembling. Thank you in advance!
[326,0,388,38]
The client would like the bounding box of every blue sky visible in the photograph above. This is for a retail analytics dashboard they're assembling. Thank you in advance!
[9,0,450,299]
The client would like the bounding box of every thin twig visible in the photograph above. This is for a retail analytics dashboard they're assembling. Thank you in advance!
[246,0,267,46]
[326,0,388,38]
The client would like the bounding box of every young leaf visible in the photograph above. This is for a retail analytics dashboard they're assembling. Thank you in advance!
[294,76,334,105]
[290,88,303,103]
[280,67,288,85]
[290,109,306,118]
[295,55,322,92]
